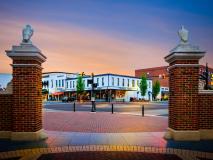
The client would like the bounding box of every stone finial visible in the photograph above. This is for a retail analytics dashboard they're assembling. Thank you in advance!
[22,25,34,43]
[178,25,188,44]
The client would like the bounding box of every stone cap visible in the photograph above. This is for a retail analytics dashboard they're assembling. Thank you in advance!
[165,43,205,63]
[6,43,46,63]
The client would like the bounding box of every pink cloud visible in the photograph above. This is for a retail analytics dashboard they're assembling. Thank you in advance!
[3,19,212,76]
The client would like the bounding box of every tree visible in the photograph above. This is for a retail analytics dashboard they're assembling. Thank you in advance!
[152,80,160,100]
[42,89,49,101]
[76,75,85,101]
[139,74,148,98]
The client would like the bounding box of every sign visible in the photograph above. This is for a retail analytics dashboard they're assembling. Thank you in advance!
[211,74,213,85]
[91,97,95,101]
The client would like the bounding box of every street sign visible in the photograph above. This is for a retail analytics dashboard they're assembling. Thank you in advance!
[91,97,95,101]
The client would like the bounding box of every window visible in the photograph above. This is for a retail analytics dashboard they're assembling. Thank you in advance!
[62,80,64,87]
[127,79,129,87]
[56,80,58,87]
[122,78,125,86]
[59,80,61,87]
[137,80,139,87]
[112,77,114,86]
[132,80,135,87]
[102,77,104,86]
[97,78,99,86]
[70,81,72,88]
[117,78,119,86]
[51,80,53,88]
[149,81,151,88]
[87,79,89,87]
[83,80,85,86]
[66,82,68,88]
[73,81,75,88]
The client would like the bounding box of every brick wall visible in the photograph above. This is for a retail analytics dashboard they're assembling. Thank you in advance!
[135,66,169,87]
[12,60,42,132]
[169,65,199,130]
[198,93,213,129]
[0,94,12,131]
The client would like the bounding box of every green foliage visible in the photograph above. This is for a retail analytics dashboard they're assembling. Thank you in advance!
[42,89,49,95]
[76,75,85,94]
[140,74,147,97]
[152,80,160,100]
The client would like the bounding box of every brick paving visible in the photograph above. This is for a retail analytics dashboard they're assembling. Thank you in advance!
[37,151,183,160]
[43,112,167,132]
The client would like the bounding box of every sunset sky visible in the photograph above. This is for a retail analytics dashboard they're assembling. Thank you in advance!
[0,0,213,76]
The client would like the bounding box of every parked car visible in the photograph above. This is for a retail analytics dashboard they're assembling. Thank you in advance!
[62,96,75,102]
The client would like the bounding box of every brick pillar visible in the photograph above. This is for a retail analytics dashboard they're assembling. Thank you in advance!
[164,26,205,141]
[6,32,47,141]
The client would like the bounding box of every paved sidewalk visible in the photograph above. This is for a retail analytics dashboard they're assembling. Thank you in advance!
[0,111,213,159]
[43,112,167,132]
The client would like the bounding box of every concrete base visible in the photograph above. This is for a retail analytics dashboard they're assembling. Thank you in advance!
[0,131,11,139]
[0,129,48,141]
[164,128,213,141]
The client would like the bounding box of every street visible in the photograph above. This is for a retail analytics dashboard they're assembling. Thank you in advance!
[43,101,168,117]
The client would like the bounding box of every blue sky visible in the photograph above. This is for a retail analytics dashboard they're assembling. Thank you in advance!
[0,0,212,75]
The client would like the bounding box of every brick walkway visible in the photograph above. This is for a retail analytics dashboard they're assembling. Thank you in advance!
[37,151,182,160]
[1,145,213,160]
[43,112,167,132]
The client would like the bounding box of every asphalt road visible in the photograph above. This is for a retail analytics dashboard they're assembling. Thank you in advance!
[43,102,168,117]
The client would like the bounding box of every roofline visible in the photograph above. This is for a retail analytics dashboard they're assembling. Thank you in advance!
[43,72,77,75]
[66,73,152,80]
[135,66,169,72]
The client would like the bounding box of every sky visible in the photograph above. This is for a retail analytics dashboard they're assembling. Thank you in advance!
[0,0,213,76]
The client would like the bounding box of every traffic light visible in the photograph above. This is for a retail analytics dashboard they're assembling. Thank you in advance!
[81,72,85,76]
[93,83,98,88]
[87,79,93,84]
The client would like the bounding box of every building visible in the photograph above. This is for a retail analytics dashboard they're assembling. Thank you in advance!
[42,73,153,102]
[42,72,78,100]
[135,65,213,100]
[135,66,169,100]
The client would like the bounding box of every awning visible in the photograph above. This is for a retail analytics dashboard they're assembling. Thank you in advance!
[52,92,64,96]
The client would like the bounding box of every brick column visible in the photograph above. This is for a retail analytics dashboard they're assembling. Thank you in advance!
[164,26,205,141]
[6,39,47,140]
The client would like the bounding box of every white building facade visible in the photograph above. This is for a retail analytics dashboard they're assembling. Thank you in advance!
[42,73,152,102]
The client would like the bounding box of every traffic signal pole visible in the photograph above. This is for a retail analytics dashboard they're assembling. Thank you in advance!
[91,73,96,112]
